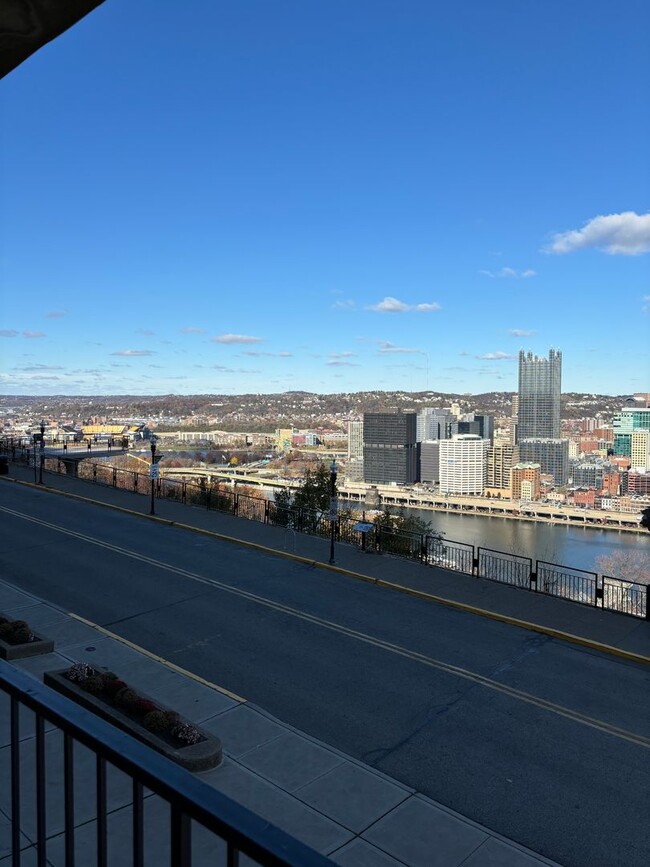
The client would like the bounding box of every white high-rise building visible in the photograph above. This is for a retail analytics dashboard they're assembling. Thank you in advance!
[631,430,650,471]
[346,420,364,482]
[439,434,489,495]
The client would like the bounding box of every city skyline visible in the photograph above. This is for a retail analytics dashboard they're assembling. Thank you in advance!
[1,1,649,396]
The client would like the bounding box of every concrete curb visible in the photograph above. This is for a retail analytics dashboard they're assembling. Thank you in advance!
[4,475,649,668]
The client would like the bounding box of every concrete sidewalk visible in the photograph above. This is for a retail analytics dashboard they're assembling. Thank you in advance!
[0,576,564,867]
[2,460,648,663]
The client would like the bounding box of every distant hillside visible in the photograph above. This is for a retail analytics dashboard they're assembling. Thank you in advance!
[1,391,639,430]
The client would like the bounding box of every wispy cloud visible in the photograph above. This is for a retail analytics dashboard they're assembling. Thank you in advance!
[23,331,46,338]
[546,211,650,255]
[0,330,18,338]
[326,360,360,367]
[136,328,155,336]
[180,326,206,334]
[211,364,260,373]
[367,297,441,313]
[110,349,157,357]
[14,364,64,372]
[476,351,516,360]
[210,334,263,344]
[480,268,536,279]
[332,299,356,311]
[328,352,356,359]
[509,328,537,337]
[45,310,66,319]
[241,350,293,357]
[378,341,422,354]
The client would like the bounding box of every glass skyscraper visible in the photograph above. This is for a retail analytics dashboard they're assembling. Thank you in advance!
[517,349,562,440]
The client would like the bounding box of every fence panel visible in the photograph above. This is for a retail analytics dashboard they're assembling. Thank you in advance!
[425,537,474,574]
[377,525,423,560]
[537,561,597,605]
[477,548,532,589]
[602,576,647,619]
[237,492,267,522]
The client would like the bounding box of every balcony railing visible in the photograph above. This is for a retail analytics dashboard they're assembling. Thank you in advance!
[1,662,332,866]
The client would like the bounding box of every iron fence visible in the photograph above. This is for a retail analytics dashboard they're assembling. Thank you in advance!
[0,662,331,867]
[602,575,647,619]
[425,537,474,574]
[1,442,648,620]
[537,561,597,606]
[477,548,532,589]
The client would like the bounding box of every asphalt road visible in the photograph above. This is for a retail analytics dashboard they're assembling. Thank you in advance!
[1,482,648,867]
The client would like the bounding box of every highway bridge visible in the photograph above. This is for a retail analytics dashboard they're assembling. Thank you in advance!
[156,468,643,531]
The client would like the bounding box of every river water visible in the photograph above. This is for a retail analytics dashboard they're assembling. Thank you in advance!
[400,506,649,574]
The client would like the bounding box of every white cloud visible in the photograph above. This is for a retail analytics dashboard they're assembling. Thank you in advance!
[378,341,421,354]
[326,360,360,367]
[509,329,537,337]
[242,351,293,357]
[476,351,516,360]
[367,296,441,313]
[23,330,46,338]
[547,211,650,255]
[332,299,355,310]
[0,330,18,338]
[181,326,206,334]
[110,349,157,357]
[328,352,356,359]
[210,334,263,344]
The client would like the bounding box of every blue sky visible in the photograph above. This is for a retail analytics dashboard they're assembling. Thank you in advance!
[1,0,649,397]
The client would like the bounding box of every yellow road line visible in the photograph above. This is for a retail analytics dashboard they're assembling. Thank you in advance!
[2,503,648,750]
[66,612,246,703]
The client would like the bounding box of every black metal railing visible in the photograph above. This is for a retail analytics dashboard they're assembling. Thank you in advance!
[537,561,598,606]
[1,441,648,621]
[477,547,533,590]
[0,662,332,867]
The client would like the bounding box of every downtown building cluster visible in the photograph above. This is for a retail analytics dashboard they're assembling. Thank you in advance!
[346,350,650,513]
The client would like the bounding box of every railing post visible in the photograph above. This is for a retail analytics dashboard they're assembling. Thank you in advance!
[473,548,480,577]
[112,468,117,488]
[264,499,270,524]
[530,568,537,592]
[233,493,239,516]
[420,534,427,563]
[93,464,97,482]
[646,585,650,621]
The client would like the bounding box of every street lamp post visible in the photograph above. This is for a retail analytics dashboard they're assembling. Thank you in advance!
[38,419,45,484]
[149,435,158,515]
[329,459,337,565]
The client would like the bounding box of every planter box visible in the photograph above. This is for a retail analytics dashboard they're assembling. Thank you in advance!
[44,669,222,772]
[0,613,54,661]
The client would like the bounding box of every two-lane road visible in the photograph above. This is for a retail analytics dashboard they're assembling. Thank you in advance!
[0,482,648,867]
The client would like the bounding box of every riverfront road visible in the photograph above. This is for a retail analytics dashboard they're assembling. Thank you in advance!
[0,484,648,867]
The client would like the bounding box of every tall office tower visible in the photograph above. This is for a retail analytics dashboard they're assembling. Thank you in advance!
[519,438,569,485]
[486,444,519,493]
[439,434,489,495]
[459,414,494,443]
[417,408,457,441]
[631,430,650,470]
[517,348,562,440]
[346,420,364,482]
[363,412,418,485]
[613,407,650,457]
[419,441,441,484]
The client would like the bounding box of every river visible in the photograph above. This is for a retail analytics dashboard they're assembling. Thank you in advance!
[400,506,649,574]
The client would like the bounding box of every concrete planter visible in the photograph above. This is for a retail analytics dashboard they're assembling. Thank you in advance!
[0,613,54,661]
[44,669,222,772]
